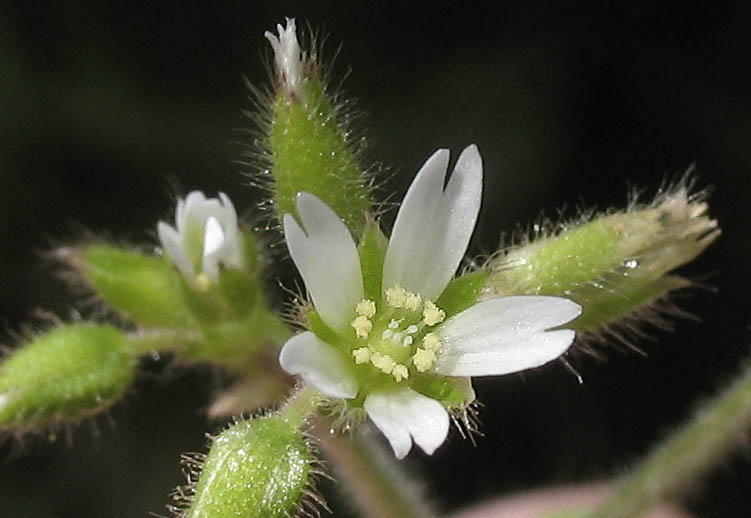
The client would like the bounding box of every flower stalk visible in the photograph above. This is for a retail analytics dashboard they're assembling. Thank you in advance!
[316,425,437,518]
[590,361,751,518]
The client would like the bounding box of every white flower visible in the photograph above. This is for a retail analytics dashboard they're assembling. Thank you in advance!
[265,18,304,99]
[279,145,582,459]
[157,191,244,283]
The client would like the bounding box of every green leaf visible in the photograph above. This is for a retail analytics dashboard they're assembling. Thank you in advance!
[183,414,314,518]
[81,245,192,327]
[436,270,488,317]
[0,323,135,430]
[358,220,388,301]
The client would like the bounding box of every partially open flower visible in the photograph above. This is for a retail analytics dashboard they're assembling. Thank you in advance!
[265,18,305,100]
[157,191,244,284]
[280,145,581,458]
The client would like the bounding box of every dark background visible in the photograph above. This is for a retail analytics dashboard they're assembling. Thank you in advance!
[1,2,750,517]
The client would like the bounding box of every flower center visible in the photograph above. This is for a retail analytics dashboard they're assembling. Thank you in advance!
[349,284,446,383]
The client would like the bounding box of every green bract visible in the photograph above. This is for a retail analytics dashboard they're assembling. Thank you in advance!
[0,324,135,430]
[182,415,314,518]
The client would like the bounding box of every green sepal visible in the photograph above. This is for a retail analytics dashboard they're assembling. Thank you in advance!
[184,414,313,518]
[177,276,226,324]
[0,323,135,430]
[358,220,388,301]
[80,245,192,327]
[410,374,475,409]
[307,310,340,346]
[436,270,488,318]
[216,267,259,319]
[570,275,687,333]
[269,74,370,236]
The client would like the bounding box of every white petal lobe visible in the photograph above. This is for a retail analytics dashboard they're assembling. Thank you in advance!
[279,332,358,399]
[284,193,364,332]
[383,145,482,300]
[434,296,581,377]
[364,388,450,459]
[157,221,195,279]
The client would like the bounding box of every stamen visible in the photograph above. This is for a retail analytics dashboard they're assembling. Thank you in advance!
[392,364,409,382]
[370,352,396,374]
[402,336,414,347]
[351,315,373,338]
[356,299,377,318]
[422,301,446,326]
[352,347,371,364]
[422,332,443,352]
[388,319,401,329]
[385,285,408,308]
[412,348,437,372]
[381,329,394,340]
[405,324,419,335]
[404,292,422,312]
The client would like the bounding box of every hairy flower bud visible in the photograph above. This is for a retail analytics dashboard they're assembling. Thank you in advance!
[176,414,318,518]
[484,182,719,339]
[72,244,192,328]
[0,323,135,431]
[260,18,371,236]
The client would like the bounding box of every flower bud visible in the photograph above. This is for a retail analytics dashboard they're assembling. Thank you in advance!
[157,191,249,285]
[71,244,192,328]
[0,323,135,431]
[177,414,317,518]
[262,18,371,235]
[484,183,719,336]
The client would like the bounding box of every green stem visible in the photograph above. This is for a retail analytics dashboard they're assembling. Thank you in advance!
[125,328,201,355]
[316,426,436,518]
[591,362,751,518]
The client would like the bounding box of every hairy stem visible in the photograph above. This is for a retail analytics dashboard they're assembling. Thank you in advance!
[591,362,751,518]
[316,425,437,518]
[125,328,201,355]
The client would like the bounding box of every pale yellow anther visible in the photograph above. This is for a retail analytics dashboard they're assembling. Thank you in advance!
[352,347,371,364]
[385,285,408,308]
[356,299,377,318]
[370,352,396,374]
[422,332,443,352]
[422,300,446,326]
[351,315,373,338]
[412,348,437,372]
[392,364,409,382]
[403,292,422,312]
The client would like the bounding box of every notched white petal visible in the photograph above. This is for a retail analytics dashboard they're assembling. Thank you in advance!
[203,216,225,258]
[434,296,581,377]
[157,221,194,279]
[383,145,483,300]
[283,192,364,332]
[364,388,450,459]
[279,332,358,399]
